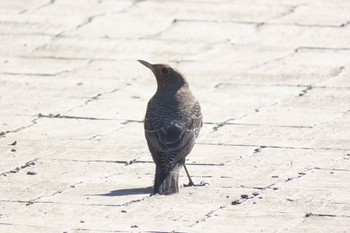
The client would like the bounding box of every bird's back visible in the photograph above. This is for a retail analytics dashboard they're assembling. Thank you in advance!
[144,87,202,171]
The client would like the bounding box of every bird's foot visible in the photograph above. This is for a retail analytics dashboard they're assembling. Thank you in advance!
[184,181,209,187]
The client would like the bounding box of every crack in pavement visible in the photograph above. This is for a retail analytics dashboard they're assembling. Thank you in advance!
[64,88,119,113]
[116,0,147,14]
[294,21,350,28]
[0,117,40,138]
[309,108,349,129]
[25,181,85,206]
[269,5,300,21]
[243,168,314,191]
[0,222,49,229]
[295,46,350,52]
[45,158,131,166]
[314,167,350,172]
[305,212,350,218]
[134,160,224,167]
[33,0,56,11]
[121,195,151,207]
[173,17,349,30]
[211,118,235,133]
[252,145,266,155]
[19,0,56,14]
[121,119,143,125]
[216,122,313,129]
[255,5,300,29]
[140,18,178,39]
[74,13,106,30]
[208,100,280,133]
[31,12,106,53]
[258,4,302,29]
[297,85,312,97]
[250,46,349,72]
[197,142,350,151]
[22,55,118,62]
[214,83,350,90]
[20,55,91,61]
[187,205,227,228]
[167,18,258,25]
[0,59,92,77]
[221,145,266,166]
[0,72,62,77]
[0,159,39,177]
[248,51,296,70]
[38,113,113,121]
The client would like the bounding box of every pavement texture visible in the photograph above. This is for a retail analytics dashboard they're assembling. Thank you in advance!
[1,0,350,232]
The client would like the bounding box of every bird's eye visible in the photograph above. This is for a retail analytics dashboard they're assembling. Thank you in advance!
[161,67,169,75]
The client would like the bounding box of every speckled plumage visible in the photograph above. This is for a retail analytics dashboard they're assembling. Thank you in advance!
[138,60,202,195]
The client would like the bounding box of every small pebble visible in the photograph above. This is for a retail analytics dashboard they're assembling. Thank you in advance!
[231,200,241,205]
[9,141,17,146]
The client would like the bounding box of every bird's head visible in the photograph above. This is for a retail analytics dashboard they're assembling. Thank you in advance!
[138,60,188,92]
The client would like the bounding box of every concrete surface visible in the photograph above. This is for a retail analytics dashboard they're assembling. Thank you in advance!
[1,0,350,232]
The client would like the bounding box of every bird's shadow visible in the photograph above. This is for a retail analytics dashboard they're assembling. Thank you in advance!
[95,186,153,197]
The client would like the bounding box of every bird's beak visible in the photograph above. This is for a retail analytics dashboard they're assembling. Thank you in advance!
[138,60,154,72]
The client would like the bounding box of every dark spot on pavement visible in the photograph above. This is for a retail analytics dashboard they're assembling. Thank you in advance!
[231,200,241,205]
[9,141,17,146]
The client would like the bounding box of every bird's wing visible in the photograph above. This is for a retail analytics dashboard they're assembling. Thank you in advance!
[144,113,202,171]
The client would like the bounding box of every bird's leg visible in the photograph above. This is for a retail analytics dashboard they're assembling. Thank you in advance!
[183,164,209,187]
[183,164,195,186]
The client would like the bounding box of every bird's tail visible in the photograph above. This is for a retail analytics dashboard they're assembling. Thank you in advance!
[153,167,179,195]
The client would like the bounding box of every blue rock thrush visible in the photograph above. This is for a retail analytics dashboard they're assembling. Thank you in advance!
[138,60,203,195]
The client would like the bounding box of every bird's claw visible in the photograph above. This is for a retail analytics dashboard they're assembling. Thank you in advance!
[184,181,209,187]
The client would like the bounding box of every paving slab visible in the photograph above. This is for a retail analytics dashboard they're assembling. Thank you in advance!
[1,0,350,232]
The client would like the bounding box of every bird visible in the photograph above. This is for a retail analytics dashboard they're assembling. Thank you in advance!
[138,60,203,195]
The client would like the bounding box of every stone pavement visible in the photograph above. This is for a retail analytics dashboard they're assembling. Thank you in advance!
[1,0,350,232]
